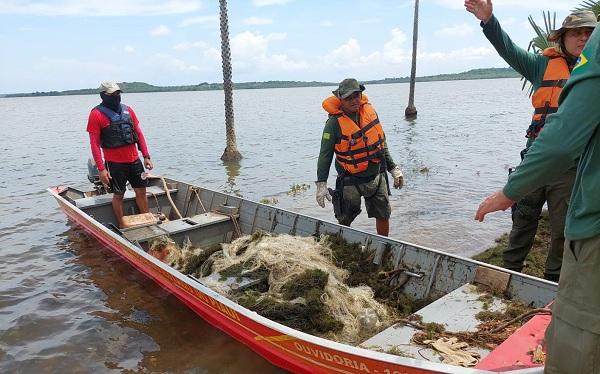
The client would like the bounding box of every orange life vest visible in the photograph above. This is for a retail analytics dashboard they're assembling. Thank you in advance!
[528,48,571,138]
[322,94,386,174]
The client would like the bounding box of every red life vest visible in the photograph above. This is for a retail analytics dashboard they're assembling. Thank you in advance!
[528,48,571,138]
[322,95,386,174]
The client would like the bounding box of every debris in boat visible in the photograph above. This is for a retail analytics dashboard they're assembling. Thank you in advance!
[422,337,480,367]
[200,232,394,344]
[530,344,545,364]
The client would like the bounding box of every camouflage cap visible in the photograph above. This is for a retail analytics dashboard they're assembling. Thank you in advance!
[332,78,365,99]
[548,10,598,42]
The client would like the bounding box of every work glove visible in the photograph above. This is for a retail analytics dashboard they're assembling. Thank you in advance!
[315,181,332,208]
[390,166,404,189]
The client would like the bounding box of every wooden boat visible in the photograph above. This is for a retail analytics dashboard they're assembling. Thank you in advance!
[49,174,555,374]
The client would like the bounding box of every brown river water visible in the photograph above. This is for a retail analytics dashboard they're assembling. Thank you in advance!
[0,79,532,372]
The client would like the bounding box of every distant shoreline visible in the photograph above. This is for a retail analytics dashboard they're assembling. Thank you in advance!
[1,67,519,98]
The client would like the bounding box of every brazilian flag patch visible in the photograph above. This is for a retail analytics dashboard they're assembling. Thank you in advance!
[323,132,331,140]
[573,53,588,72]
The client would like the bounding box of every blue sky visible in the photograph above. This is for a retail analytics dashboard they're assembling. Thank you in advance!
[0,0,584,94]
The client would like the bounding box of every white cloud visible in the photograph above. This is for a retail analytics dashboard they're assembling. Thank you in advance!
[435,23,474,37]
[226,31,306,72]
[178,14,218,27]
[150,25,170,36]
[173,41,208,50]
[252,0,291,6]
[419,47,495,60]
[320,20,333,27]
[0,0,202,16]
[383,28,409,64]
[124,45,135,53]
[243,16,273,25]
[152,53,200,71]
[321,38,381,68]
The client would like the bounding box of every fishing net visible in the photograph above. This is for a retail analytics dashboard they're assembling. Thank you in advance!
[200,232,393,344]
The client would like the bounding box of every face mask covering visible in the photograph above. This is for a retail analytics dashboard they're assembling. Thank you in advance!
[100,92,122,112]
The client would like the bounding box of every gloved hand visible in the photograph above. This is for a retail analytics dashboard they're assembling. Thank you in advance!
[390,166,404,189]
[315,181,332,208]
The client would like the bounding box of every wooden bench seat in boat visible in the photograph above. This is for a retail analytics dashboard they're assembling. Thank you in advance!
[74,185,177,209]
[121,212,233,247]
[360,283,510,361]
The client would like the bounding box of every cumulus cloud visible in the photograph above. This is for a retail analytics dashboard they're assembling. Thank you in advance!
[321,38,381,68]
[150,25,170,36]
[435,23,474,37]
[153,53,200,71]
[173,41,208,50]
[419,47,495,60]
[383,28,409,64]
[178,14,218,27]
[225,31,306,72]
[0,0,202,16]
[243,16,273,25]
[252,0,292,6]
[124,45,135,53]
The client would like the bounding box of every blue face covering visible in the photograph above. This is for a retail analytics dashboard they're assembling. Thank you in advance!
[100,92,121,112]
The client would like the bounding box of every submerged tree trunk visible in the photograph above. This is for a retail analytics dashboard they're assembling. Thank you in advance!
[405,0,419,119]
[219,0,242,161]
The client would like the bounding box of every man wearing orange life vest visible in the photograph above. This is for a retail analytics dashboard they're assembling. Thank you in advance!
[465,0,596,282]
[316,78,403,236]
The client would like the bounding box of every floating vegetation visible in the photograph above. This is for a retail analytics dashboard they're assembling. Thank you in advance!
[259,197,279,205]
[472,211,551,278]
[287,183,311,196]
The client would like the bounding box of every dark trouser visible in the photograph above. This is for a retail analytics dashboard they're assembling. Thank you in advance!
[503,169,575,279]
[544,236,600,373]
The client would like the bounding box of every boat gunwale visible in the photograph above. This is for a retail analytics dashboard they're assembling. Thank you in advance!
[48,182,549,374]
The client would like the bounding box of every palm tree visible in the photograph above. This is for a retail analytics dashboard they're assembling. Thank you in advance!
[574,0,600,14]
[219,0,242,161]
[405,0,419,119]
[522,11,557,96]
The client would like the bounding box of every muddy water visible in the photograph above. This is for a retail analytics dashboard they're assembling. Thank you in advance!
[0,78,530,372]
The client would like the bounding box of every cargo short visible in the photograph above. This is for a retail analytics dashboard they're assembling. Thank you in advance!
[336,173,391,226]
[106,159,148,194]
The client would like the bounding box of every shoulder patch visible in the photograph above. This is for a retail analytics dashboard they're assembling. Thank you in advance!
[573,53,588,72]
[323,132,331,140]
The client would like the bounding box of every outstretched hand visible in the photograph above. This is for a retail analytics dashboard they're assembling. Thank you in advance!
[464,0,493,23]
[475,190,514,222]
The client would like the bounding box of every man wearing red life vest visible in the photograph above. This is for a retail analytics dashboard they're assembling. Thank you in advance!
[465,0,596,282]
[316,78,403,236]
[86,81,154,228]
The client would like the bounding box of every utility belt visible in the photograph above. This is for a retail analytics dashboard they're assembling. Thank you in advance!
[329,167,390,219]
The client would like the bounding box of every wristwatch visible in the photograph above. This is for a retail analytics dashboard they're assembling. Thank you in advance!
[144,155,151,160]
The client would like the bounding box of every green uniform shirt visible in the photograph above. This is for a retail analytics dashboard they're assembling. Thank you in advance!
[482,15,576,148]
[503,27,600,240]
[316,111,396,182]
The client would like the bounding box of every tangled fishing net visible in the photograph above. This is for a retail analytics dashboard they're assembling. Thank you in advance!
[150,232,394,344]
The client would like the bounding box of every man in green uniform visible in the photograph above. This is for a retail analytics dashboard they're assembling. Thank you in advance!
[475,26,600,373]
[315,78,403,236]
[465,0,596,281]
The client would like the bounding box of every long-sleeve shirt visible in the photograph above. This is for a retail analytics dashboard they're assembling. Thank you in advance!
[86,105,149,171]
[503,27,600,241]
[316,111,396,183]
